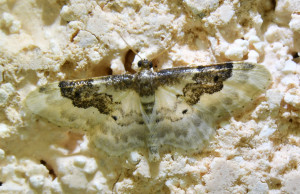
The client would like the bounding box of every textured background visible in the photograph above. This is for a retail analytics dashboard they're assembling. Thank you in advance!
[0,0,299,193]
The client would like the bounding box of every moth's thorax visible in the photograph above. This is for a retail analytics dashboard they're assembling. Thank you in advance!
[136,59,155,97]
[136,69,156,96]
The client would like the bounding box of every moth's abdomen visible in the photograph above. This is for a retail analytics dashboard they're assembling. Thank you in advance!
[137,70,156,116]
[138,76,155,115]
[140,95,155,115]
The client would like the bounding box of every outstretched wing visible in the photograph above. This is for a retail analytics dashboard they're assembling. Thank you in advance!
[25,75,149,156]
[151,62,272,152]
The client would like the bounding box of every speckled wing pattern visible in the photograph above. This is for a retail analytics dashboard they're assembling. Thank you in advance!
[25,75,149,154]
[149,62,271,160]
[25,61,271,161]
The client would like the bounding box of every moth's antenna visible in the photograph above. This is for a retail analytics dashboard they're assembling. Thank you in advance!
[148,38,176,62]
[116,31,142,60]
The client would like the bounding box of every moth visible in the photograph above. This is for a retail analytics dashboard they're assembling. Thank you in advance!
[25,59,271,161]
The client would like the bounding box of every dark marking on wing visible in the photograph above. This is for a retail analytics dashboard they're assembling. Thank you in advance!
[39,86,47,93]
[155,62,234,105]
[59,79,116,114]
[183,63,233,105]
[101,74,136,90]
[57,62,241,117]
[112,110,145,127]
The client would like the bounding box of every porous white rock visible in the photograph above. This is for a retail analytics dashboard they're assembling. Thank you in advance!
[0,0,299,193]
[289,13,300,32]
[203,158,240,193]
[282,60,297,73]
[0,81,15,106]
[0,123,10,136]
[0,89,9,106]
[0,65,3,83]
[128,151,142,164]
[1,83,15,95]
[29,175,45,189]
[225,39,249,60]
[247,50,259,62]
[259,125,277,138]
[282,170,300,194]
[266,89,283,111]
[73,156,86,167]
[0,148,5,160]
[284,88,300,107]
[88,50,101,65]
[83,158,97,174]
[73,30,98,48]
[1,12,21,34]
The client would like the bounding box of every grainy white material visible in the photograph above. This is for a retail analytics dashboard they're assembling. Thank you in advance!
[0,0,299,193]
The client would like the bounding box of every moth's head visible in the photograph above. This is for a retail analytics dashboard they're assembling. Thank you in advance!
[137,59,153,70]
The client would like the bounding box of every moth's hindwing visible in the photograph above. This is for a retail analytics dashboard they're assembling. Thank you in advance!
[150,62,271,152]
[25,75,149,155]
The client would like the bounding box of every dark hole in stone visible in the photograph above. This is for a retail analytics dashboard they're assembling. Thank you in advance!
[0,181,2,186]
[40,160,46,165]
[124,50,137,74]
[60,60,77,76]
[112,116,118,121]
[70,29,80,42]
[92,65,113,77]
[270,0,277,11]
[182,109,188,114]
[292,52,299,58]
[289,119,293,123]
[40,160,57,180]
[44,71,50,77]
[150,58,159,70]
